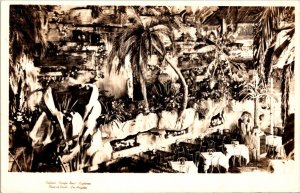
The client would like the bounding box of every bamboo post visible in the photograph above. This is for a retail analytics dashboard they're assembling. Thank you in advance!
[270,78,274,135]
[254,73,261,160]
[254,74,259,128]
[222,18,227,35]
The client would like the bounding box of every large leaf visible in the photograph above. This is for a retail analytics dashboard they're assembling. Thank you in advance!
[271,28,295,66]
[196,45,216,54]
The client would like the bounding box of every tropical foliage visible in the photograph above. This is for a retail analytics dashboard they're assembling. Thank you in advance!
[253,7,295,84]
[147,80,182,112]
[8,6,296,173]
[192,28,247,103]
[252,7,295,126]
[9,5,52,117]
[107,13,188,116]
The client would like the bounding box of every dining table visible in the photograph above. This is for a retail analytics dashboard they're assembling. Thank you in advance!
[169,161,198,173]
[200,152,229,173]
[266,135,282,150]
[224,144,250,165]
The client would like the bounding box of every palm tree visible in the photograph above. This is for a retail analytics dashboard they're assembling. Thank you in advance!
[9,5,52,116]
[253,7,295,83]
[107,18,188,116]
[253,7,295,127]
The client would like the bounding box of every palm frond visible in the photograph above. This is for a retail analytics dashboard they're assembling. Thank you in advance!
[272,28,295,63]
[10,5,51,62]
[151,32,166,56]
[145,30,153,56]
[241,93,255,101]
[253,6,294,83]
[196,45,217,54]
[140,35,149,75]
[195,6,218,24]
[107,34,121,73]
[239,88,255,96]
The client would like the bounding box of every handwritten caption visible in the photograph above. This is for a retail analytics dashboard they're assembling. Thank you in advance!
[46,180,91,190]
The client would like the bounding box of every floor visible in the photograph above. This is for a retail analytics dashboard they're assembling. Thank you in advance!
[94,154,273,173]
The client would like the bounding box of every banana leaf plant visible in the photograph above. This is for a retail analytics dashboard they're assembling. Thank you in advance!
[239,73,278,128]
[194,33,246,104]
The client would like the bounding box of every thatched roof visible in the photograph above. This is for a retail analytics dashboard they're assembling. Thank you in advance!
[203,7,263,25]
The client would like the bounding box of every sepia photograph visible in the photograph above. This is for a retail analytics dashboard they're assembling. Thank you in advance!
[1,1,300,192]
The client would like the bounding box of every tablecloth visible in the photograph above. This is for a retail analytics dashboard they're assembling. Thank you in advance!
[169,161,198,173]
[200,152,229,173]
[224,144,250,164]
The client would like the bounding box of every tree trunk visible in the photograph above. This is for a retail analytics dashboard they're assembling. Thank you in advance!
[139,72,149,113]
[151,43,188,117]
[254,96,259,128]
[165,57,188,117]
[281,64,291,127]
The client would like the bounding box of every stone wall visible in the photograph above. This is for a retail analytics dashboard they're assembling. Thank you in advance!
[89,97,282,165]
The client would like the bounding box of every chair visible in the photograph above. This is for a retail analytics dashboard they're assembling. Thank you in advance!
[194,151,201,166]
[170,143,177,153]
[175,146,185,158]
[266,137,278,158]
[200,145,207,152]
[179,165,189,173]
[223,135,231,144]
[177,157,188,165]
[267,145,276,158]
[208,140,216,149]
[186,153,194,162]
[207,148,215,155]
[232,147,242,167]
[164,154,175,163]
[156,154,169,168]
[231,140,239,145]
[217,143,225,152]
[210,156,220,173]
[183,145,195,160]
[275,145,286,159]
[195,137,202,145]
[223,129,230,134]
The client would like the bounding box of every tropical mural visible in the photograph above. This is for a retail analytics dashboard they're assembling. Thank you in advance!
[7,5,295,174]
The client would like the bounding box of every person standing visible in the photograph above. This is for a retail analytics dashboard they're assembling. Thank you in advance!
[244,131,259,162]
[237,111,253,143]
